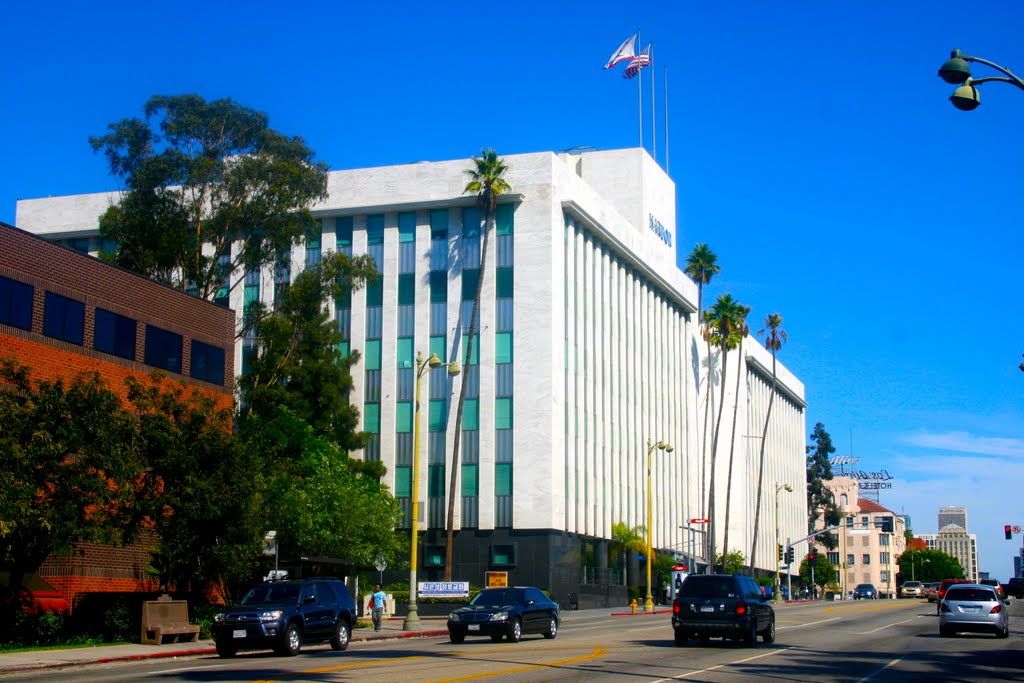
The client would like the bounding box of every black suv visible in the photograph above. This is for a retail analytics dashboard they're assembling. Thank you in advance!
[1004,577,1024,599]
[672,574,775,647]
[212,578,356,657]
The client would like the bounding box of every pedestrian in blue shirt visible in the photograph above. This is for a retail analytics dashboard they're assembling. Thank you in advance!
[371,584,387,632]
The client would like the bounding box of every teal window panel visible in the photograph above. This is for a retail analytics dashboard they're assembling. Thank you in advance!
[306,223,322,248]
[495,463,512,496]
[364,403,380,433]
[337,340,350,358]
[429,399,447,432]
[365,340,382,370]
[399,211,416,243]
[396,466,411,497]
[396,401,413,432]
[429,335,446,362]
[337,216,354,246]
[463,207,481,238]
[397,337,413,369]
[241,345,254,377]
[462,269,479,300]
[496,267,513,298]
[461,335,479,365]
[243,284,260,309]
[398,273,415,305]
[496,332,512,364]
[367,214,385,244]
[430,209,448,238]
[428,464,445,497]
[495,397,512,429]
[463,398,479,430]
[461,464,478,496]
[430,271,447,302]
[336,287,351,308]
[496,204,514,235]
[366,280,383,307]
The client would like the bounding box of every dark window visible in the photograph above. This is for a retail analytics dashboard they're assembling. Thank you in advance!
[946,587,995,602]
[0,275,33,330]
[144,324,182,373]
[490,543,516,567]
[190,339,225,385]
[680,576,737,598]
[43,292,84,345]
[94,308,137,360]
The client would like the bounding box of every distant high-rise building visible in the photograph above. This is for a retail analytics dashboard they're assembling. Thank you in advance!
[938,506,968,531]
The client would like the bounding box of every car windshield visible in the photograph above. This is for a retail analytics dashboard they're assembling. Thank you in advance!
[680,577,737,598]
[240,583,301,605]
[904,581,921,587]
[470,589,523,607]
[856,584,874,590]
[946,587,996,602]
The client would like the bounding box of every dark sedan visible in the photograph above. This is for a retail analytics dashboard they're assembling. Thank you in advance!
[447,587,559,643]
[852,583,878,599]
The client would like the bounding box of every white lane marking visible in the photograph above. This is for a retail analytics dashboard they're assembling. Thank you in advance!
[648,646,793,682]
[856,618,914,634]
[855,657,902,682]
[777,617,841,629]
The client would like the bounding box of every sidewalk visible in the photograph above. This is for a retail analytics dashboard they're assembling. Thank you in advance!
[0,617,449,676]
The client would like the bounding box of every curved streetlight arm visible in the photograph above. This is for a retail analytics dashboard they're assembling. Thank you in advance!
[968,76,1024,88]
[960,53,1024,90]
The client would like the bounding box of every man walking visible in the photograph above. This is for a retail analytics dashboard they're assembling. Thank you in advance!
[371,584,387,632]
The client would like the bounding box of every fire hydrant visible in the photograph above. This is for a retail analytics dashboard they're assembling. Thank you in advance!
[630,598,638,614]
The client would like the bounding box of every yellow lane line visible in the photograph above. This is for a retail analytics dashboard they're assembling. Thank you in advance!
[425,644,608,683]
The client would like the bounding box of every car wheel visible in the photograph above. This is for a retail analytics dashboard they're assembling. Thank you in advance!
[277,624,302,656]
[940,626,955,638]
[215,640,237,658]
[543,617,558,639]
[674,629,688,646]
[744,619,758,648]
[508,619,522,643]
[449,631,465,644]
[330,620,350,651]
[762,617,776,644]
[997,623,1009,639]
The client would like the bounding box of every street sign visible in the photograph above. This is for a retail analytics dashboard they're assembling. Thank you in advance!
[1014,525,1022,534]
[485,571,508,588]
[690,518,710,524]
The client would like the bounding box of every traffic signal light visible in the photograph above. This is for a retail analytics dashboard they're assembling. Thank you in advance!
[778,544,784,561]
[1006,525,1013,540]
[785,547,794,564]
[808,549,817,562]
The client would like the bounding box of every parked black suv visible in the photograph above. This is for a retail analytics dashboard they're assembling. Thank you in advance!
[1004,577,1024,599]
[672,574,775,647]
[212,578,356,657]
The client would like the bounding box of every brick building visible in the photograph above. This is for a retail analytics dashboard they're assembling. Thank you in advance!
[0,221,235,606]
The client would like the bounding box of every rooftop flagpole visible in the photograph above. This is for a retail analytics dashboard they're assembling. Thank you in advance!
[637,28,643,149]
[650,41,656,163]
[664,64,670,174]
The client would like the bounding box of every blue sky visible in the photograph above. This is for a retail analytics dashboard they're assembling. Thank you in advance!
[2,1,1022,578]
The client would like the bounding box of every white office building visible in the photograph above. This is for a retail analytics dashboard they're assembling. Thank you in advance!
[15,148,808,604]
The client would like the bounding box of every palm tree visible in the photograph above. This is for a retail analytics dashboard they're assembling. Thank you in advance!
[748,313,787,576]
[610,521,648,586]
[444,149,510,580]
[704,294,745,572]
[684,244,719,562]
[718,300,751,575]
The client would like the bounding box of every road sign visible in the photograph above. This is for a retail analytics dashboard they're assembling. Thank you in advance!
[690,518,710,524]
[1014,525,1022,534]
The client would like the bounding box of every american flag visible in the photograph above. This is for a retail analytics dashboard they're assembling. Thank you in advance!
[623,44,652,79]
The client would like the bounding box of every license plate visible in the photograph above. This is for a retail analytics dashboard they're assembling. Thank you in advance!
[700,606,715,612]
[468,624,480,631]
[233,629,247,638]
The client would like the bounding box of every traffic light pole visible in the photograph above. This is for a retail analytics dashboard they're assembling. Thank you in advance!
[786,537,792,603]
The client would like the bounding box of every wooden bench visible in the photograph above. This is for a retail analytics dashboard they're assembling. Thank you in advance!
[141,598,200,645]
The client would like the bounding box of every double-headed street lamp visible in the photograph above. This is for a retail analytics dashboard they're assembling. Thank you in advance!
[404,352,459,631]
[774,483,792,600]
[644,438,674,613]
[937,48,1024,111]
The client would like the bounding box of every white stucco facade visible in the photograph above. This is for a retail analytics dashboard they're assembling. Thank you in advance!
[15,147,808,588]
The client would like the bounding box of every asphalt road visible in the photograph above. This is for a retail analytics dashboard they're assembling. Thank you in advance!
[6,599,1024,682]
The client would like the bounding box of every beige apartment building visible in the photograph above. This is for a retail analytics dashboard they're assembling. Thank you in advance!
[815,477,907,598]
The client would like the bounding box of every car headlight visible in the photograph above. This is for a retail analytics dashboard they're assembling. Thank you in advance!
[449,612,461,622]
[260,610,284,622]
[489,611,509,622]
[213,613,225,623]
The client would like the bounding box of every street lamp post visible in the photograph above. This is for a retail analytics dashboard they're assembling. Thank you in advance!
[937,48,1024,111]
[774,483,792,600]
[645,439,673,613]
[404,352,459,631]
